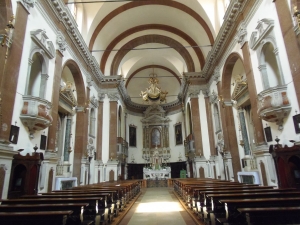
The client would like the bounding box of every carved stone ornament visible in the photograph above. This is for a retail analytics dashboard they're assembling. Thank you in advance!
[90,95,98,108]
[236,21,247,47]
[56,32,67,53]
[31,29,55,59]
[22,0,36,9]
[213,67,220,82]
[188,86,200,98]
[202,89,210,98]
[209,90,218,104]
[107,92,120,102]
[249,19,274,50]
[98,93,106,102]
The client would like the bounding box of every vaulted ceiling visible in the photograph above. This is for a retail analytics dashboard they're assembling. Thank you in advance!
[74,0,227,105]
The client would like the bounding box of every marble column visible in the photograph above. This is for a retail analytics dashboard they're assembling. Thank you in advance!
[274,0,300,108]
[241,42,266,147]
[108,97,118,160]
[204,90,216,156]
[238,108,251,155]
[96,98,104,161]
[190,92,203,156]
[47,50,64,152]
[0,2,29,143]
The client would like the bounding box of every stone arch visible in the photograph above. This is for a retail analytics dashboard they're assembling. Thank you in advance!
[100,24,205,73]
[220,52,244,181]
[61,59,87,181]
[25,51,48,98]
[126,65,181,88]
[110,35,195,74]
[258,40,284,89]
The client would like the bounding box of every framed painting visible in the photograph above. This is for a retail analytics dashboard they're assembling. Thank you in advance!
[129,126,136,147]
[175,123,183,145]
[293,114,300,134]
[9,125,19,144]
[40,135,47,150]
[264,126,272,142]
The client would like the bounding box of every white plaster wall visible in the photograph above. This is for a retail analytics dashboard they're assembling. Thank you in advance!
[198,92,210,160]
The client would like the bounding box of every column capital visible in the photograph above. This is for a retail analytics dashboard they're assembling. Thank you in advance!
[236,21,248,48]
[188,86,201,98]
[56,31,67,54]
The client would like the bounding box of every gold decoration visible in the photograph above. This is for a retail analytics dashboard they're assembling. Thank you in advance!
[140,72,168,103]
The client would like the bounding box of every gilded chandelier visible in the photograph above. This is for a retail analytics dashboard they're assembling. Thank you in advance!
[140,73,168,103]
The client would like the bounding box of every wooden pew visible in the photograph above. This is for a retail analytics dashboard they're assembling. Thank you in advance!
[0,203,88,225]
[1,197,106,225]
[221,197,300,223]
[237,206,300,225]
[0,210,73,225]
[206,192,300,225]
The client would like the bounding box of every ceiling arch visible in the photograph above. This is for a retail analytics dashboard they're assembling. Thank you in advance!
[110,34,195,75]
[100,24,206,73]
[125,65,181,88]
[88,1,215,50]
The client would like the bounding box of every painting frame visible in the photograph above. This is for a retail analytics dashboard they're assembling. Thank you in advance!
[264,126,272,142]
[129,125,136,147]
[175,123,183,145]
[293,114,300,134]
[9,125,19,144]
[40,135,47,150]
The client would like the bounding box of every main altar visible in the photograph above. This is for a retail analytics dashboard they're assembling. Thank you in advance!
[141,104,172,181]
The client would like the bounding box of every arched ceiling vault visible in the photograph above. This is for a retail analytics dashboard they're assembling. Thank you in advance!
[83,0,217,105]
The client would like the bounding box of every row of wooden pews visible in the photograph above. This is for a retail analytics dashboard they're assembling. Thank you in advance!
[173,178,300,225]
[0,179,142,225]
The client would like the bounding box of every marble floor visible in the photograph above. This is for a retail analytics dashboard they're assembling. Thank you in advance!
[118,187,198,225]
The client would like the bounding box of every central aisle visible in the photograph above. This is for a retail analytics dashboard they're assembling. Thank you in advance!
[118,187,198,225]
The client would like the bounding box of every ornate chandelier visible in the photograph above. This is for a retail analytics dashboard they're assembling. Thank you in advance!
[140,72,168,103]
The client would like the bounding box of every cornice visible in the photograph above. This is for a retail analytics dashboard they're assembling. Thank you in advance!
[44,0,105,83]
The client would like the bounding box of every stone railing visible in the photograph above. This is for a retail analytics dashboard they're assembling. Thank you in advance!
[257,85,291,130]
[20,95,53,138]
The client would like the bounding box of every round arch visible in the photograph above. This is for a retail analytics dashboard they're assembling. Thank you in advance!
[125,65,181,88]
[110,34,195,75]
[88,1,215,50]
[100,24,206,72]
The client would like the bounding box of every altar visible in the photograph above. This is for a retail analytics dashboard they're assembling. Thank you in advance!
[143,167,171,180]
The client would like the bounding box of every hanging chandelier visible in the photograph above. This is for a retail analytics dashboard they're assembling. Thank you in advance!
[140,72,168,103]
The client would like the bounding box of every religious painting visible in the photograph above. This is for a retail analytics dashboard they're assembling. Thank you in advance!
[9,125,19,144]
[175,123,183,145]
[293,114,300,134]
[151,128,161,147]
[40,135,47,150]
[264,127,272,142]
[129,126,136,147]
